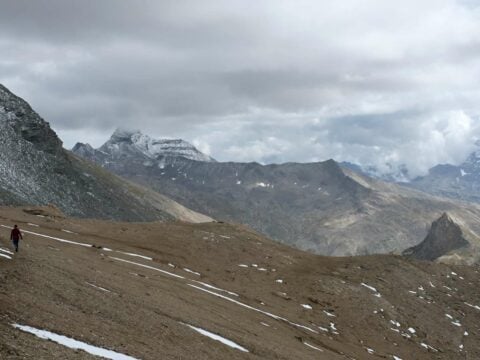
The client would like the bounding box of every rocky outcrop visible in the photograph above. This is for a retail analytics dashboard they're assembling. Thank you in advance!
[0,84,63,156]
[403,213,470,261]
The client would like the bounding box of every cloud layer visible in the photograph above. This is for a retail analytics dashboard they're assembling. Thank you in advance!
[1,0,480,176]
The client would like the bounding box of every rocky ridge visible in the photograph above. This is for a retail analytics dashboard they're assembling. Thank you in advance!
[73,131,480,258]
[0,84,211,223]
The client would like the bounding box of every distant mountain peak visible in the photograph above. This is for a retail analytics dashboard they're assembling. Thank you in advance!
[100,128,216,163]
[110,127,142,143]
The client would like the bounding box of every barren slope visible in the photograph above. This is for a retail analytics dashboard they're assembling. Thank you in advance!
[1,207,479,359]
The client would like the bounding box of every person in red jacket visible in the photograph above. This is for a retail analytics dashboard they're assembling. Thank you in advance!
[11,225,23,252]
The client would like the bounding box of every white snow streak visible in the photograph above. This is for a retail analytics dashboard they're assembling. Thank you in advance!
[0,225,91,248]
[188,284,319,334]
[304,342,324,352]
[192,280,239,297]
[183,268,201,276]
[183,323,249,353]
[86,282,111,293]
[109,257,185,279]
[12,324,139,360]
[464,302,480,311]
[61,229,77,234]
[0,248,14,255]
[116,251,152,261]
[361,283,381,297]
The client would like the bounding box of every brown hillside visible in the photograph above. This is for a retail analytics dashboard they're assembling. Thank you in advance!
[0,206,479,359]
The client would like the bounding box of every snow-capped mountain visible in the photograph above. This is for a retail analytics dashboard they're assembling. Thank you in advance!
[0,84,211,223]
[73,129,215,171]
[106,128,215,162]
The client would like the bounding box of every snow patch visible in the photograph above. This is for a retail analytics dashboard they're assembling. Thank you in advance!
[61,229,77,234]
[116,251,152,261]
[361,282,381,297]
[110,257,185,279]
[464,302,480,311]
[188,284,319,334]
[420,343,438,352]
[0,225,91,248]
[183,323,249,353]
[12,324,138,360]
[86,282,111,293]
[0,248,14,255]
[183,268,201,276]
[192,280,239,297]
[304,342,324,352]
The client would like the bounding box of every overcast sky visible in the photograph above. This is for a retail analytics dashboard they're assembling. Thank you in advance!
[1,0,480,177]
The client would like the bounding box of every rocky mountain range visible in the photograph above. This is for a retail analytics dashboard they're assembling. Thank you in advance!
[73,130,480,257]
[0,84,211,223]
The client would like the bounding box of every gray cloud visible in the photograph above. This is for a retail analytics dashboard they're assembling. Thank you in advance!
[1,0,480,177]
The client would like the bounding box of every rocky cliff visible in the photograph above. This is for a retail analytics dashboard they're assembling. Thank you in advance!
[0,84,211,223]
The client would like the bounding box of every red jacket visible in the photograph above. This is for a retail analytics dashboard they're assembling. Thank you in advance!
[11,228,22,241]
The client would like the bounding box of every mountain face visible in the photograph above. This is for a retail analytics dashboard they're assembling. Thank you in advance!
[0,84,211,223]
[73,132,480,257]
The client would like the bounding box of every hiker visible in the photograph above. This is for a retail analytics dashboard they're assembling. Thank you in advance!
[10,225,23,252]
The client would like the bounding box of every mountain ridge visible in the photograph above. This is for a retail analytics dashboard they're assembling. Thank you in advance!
[73,130,480,258]
[0,84,212,223]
